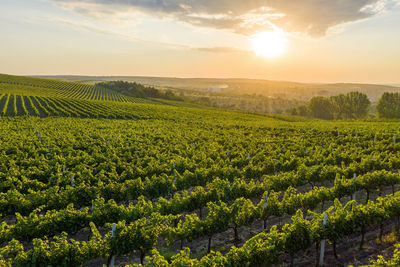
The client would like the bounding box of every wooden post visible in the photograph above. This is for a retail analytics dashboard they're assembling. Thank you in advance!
[264,193,268,209]
[110,223,116,267]
[262,193,269,229]
[319,213,328,266]
[353,173,357,201]
[112,223,116,237]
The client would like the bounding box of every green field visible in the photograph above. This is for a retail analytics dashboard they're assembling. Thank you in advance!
[0,74,156,119]
[1,74,400,266]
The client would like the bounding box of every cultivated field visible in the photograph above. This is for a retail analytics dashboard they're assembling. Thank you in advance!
[1,75,400,266]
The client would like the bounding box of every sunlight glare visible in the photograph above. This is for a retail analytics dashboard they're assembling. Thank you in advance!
[251,30,288,59]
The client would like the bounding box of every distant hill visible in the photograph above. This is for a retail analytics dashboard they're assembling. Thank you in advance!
[35,75,400,102]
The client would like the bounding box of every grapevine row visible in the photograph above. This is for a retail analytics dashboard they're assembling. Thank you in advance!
[0,94,152,119]
[1,170,397,249]
[0,74,136,102]
[3,187,400,266]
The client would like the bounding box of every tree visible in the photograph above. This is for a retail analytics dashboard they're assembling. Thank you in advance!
[297,105,308,116]
[346,91,371,118]
[377,92,400,118]
[330,94,349,119]
[330,92,370,119]
[307,97,334,120]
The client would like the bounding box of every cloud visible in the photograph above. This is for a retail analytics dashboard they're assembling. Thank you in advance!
[195,46,249,54]
[49,0,399,36]
[35,15,248,54]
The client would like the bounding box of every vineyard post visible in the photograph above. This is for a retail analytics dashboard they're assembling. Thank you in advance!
[353,173,357,201]
[356,132,358,137]
[71,175,74,186]
[63,164,65,172]
[263,193,268,229]
[319,213,328,266]
[374,133,377,142]
[248,154,251,162]
[110,223,116,267]
[394,135,397,144]
[311,167,315,188]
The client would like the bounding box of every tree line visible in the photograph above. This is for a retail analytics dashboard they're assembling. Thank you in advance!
[96,81,183,101]
[290,91,400,120]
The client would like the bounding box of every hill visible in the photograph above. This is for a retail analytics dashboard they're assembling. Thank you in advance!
[0,74,156,119]
[36,75,400,102]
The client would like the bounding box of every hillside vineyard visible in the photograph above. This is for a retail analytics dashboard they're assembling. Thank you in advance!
[0,74,153,119]
[1,75,400,266]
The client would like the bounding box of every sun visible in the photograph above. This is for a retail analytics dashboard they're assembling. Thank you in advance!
[251,30,288,59]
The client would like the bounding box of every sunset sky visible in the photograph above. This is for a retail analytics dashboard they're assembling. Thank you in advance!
[1,0,399,83]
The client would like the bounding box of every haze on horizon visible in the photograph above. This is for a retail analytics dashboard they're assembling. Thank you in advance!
[0,0,399,84]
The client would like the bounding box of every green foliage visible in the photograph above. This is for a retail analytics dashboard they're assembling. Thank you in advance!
[330,91,371,119]
[308,96,334,120]
[0,74,156,119]
[306,91,371,120]
[377,92,400,118]
[97,80,183,101]
[0,89,400,266]
[370,243,400,266]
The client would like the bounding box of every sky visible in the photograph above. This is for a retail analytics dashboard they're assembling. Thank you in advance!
[0,0,399,83]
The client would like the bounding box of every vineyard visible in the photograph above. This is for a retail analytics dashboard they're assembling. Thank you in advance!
[0,74,155,119]
[0,74,137,102]
[1,75,400,266]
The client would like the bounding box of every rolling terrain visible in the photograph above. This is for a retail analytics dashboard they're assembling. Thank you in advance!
[0,74,155,119]
[37,75,400,102]
[0,74,400,266]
